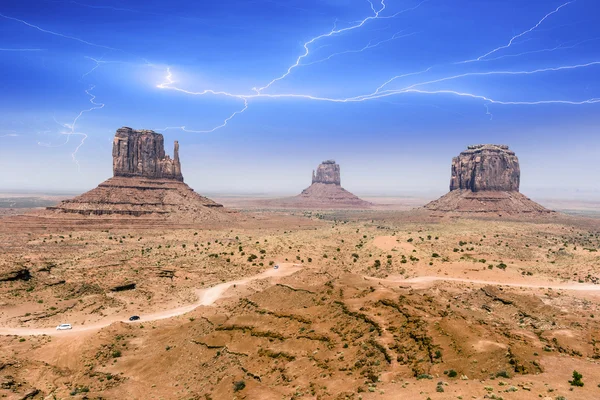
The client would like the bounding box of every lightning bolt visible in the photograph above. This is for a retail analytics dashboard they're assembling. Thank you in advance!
[38,86,105,170]
[479,37,600,63]
[301,30,418,67]
[0,12,118,51]
[157,0,599,132]
[484,104,493,121]
[156,98,249,134]
[156,0,432,132]
[461,1,576,63]
[254,0,390,93]
[5,0,599,161]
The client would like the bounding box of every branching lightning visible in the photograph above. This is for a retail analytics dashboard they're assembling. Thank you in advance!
[301,30,417,67]
[0,12,118,51]
[461,1,576,63]
[155,0,598,133]
[37,86,105,170]
[479,37,600,63]
[484,104,493,121]
[3,0,599,172]
[253,0,389,93]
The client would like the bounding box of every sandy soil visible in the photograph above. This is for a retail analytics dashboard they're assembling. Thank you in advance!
[0,263,302,337]
[1,208,599,399]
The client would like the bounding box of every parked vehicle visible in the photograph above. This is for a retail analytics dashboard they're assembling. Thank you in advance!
[273,264,279,269]
[129,315,140,321]
[56,324,72,330]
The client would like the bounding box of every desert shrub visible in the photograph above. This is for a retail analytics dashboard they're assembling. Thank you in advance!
[447,370,458,378]
[569,370,584,387]
[496,370,510,378]
[233,380,246,392]
[70,387,89,395]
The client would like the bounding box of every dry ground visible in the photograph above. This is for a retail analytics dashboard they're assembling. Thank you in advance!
[0,207,599,399]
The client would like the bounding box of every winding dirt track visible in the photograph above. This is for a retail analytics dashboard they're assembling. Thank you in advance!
[0,263,303,337]
[395,276,600,291]
[2,266,599,337]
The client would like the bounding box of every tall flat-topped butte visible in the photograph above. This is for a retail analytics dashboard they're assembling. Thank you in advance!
[112,127,183,181]
[262,160,372,209]
[45,127,230,222]
[425,144,552,214]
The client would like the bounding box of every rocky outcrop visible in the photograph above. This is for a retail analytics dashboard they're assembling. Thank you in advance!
[312,160,341,185]
[450,145,520,192]
[260,160,372,209]
[425,144,551,215]
[0,268,31,282]
[110,283,136,292]
[113,127,183,181]
[43,127,233,223]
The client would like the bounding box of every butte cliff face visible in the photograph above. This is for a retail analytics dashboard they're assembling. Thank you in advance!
[45,127,231,223]
[113,127,183,181]
[425,144,551,214]
[312,160,341,185]
[261,160,372,209]
[450,145,520,192]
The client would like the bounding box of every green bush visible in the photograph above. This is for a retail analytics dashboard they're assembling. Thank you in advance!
[233,380,246,392]
[569,370,584,387]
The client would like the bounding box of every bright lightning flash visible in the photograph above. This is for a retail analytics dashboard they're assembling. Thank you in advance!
[156,0,599,133]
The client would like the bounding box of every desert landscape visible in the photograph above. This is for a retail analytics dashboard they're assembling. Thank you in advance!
[0,128,598,400]
[2,1,599,399]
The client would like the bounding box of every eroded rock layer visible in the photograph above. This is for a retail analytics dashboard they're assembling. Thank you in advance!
[425,144,551,214]
[44,127,232,222]
[424,190,551,214]
[312,160,341,185]
[450,144,520,192]
[113,127,183,181]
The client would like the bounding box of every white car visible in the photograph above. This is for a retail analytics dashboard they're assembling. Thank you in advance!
[56,324,72,331]
[273,265,279,270]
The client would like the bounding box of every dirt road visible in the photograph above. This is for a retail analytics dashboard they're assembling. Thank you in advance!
[0,263,302,337]
[3,264,599,337]
[384,275,600,291]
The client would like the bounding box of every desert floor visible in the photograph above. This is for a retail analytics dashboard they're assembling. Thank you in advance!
[0,204,599,399]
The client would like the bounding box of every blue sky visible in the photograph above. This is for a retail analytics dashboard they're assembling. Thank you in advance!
[0,0,599,197]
